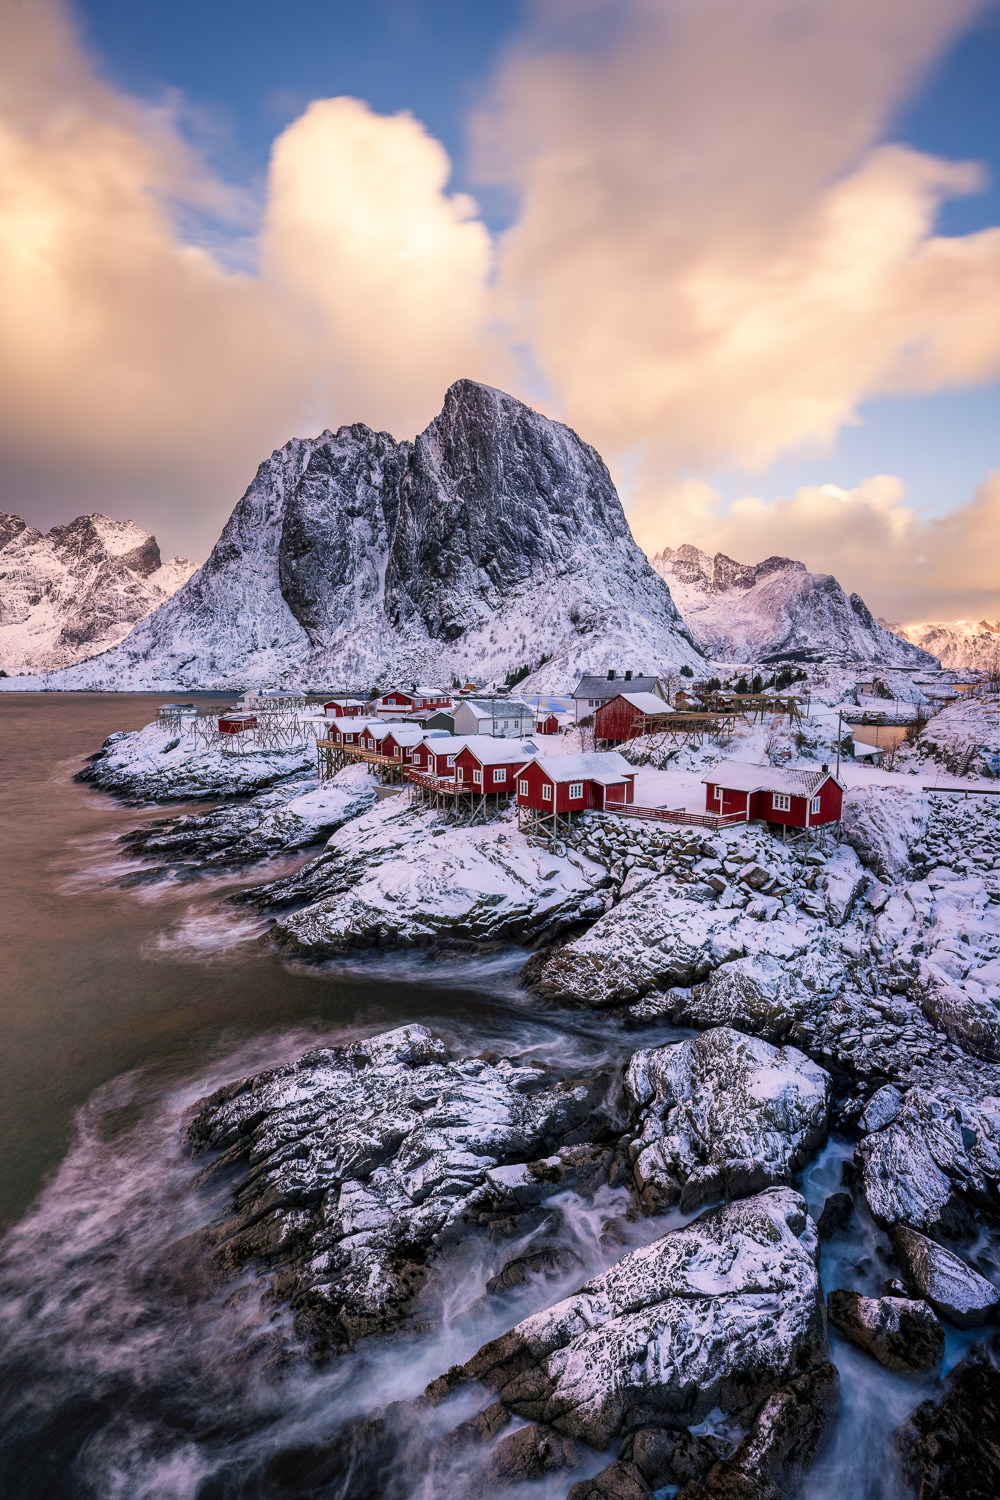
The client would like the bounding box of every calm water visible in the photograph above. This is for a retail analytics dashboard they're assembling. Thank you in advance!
[0,695,984,1498]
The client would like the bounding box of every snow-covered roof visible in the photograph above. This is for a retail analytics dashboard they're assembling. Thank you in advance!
[530,750,635,784]
[574,676,663,699]
[327,716,384,732]
[613,690,674,715]
[382,726,427,744]
[324,697,364,706]
[702,760,842,794]
[461,698,532,716]
[463,738,539,764]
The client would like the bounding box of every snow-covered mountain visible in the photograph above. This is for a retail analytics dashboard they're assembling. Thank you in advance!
[17,382,703,692]
[884,618,1000,673]
[651,544,938,668]
[0,513,194,672]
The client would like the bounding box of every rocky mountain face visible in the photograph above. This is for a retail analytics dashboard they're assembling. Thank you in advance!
[22,382,703,691]
[885,617,1000,673]
[0,512,193,671]
[652,543,938,667]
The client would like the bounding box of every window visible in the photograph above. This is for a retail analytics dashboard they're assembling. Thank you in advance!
[772,792,791,811]
[346,734,354,743]
[542,783,553,801]
[518,779,529,796]
[588,698,602,708]
[494,767,506,783]
[568,781,583,799]
[457,767,464,782]
[394,747,401,758]
[811,795,821,814]
[473,769,482,784]
[714,786,723,802]
[446,755,455,768]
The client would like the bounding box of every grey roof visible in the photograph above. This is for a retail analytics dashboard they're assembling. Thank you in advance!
[701,760,843,794]
[573,676,664,699]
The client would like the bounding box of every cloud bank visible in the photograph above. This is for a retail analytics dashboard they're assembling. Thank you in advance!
[0,0,998,614]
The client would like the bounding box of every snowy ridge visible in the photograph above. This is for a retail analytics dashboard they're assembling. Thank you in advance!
[651,543,937,668]
[886,618,1000,673]
[11,383,703,691]
[0,512,194,671]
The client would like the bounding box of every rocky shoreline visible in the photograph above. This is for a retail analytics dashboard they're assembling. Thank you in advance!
[84,719,1000,1496]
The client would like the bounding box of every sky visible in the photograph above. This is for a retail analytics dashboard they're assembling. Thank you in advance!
[1,0,999,625]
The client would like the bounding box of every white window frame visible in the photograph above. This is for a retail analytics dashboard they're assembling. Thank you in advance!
[494,767,506,783]
[457,767,464,782]
[473,768,482,784]
[811,795,821,814]
[394,746,401,758]
[588,698,602,708]
[772,792,791,811]
[518,779,529,796]
[542,783,553,802]
[568,781,583,799]
[446,755,455,768]
[714,786,723,802]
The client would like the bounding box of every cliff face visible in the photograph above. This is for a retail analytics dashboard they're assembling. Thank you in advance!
[25,382,702,690]
[887,618,1000,673]
[652,543,938,668]
[0,512,193,671]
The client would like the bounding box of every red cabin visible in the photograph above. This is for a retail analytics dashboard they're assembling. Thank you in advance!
[409,736,463,777]
[516,752,636,812]
[454,741,532,793]
[359,724,391,752]
[702,761,844,828]
[324,698,365,717]
[381,728,425,764]
[594,691,674,743]
[377,686,452,712]
[325,716,381,746]
[218,714,257,734]
[536,714,561,735]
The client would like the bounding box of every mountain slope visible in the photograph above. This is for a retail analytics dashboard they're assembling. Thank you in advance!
[651,544,938,667]
[0,513,194,671]
[20,382,703,691]
[885,618,1000,673]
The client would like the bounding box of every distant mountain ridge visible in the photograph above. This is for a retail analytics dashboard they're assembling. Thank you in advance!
[884,617,1000,673]
[0,512,193,671]
[651,544,938,667]
[18,382,703,691]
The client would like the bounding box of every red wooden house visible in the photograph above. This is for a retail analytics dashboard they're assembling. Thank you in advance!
[702,761,844,829]
[218,714,257,734]
[377,686,451,712]
[516,751,636,813]
[536,713,561,735]
[454,739,534,793]
[358,724,392,752]
[408,735,464,778]
[324,698,365,717]
[595,691,675,743]
[380,727,426,764]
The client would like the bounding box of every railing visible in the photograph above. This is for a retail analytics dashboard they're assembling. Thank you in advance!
[605,804,748,829]
[404,768,460,793]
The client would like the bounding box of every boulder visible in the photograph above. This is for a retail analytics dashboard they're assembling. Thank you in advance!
[185,1024,612,1352]
[841,787,930,882]
[826,1289,944,1377]
[893,1227,1000,1329]
[676,1362,840,1499]
[897,1346,1000,1499]
[485,1423,588,1486]
[819,846,867,926]
[911,961,1000,1063]
[444,1188,827,1451]
[816,1192,855,1240]
[624,1028,830,1213]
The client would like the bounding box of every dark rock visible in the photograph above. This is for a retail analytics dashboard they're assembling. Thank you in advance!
[816,1191,855,1240]
[566,1459,653,1500]
[897,1346,1000,1499]
[827,1289,944,1377]
[893,1226,1000,1328]
[619,1427,728,1487]
[485,1423,588,1485]
[485,1245,584,1296]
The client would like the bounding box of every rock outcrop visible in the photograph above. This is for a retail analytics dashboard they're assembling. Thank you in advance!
[897,1345,1000,1499]
[826,1289,944,1377]
[435,1187,827,1451]
[21,382,702,691]
[892,1227,1000,1328]
[185,1024,616,1352]
[651,544,937,666]
[0,511,192,671]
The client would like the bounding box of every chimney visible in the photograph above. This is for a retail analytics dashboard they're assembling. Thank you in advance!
[607,670,616,680]
[821,763,829,772]
[624,670,633,681]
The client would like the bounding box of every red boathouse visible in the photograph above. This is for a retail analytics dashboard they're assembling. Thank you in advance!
[218,714,257,734]
[594,691,675,743]
[516,751,636,819]
[702,761,844,829]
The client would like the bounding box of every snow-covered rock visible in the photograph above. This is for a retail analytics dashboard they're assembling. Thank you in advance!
[0,511,192,671]
[902,695,1000,779]
[260,798,609,956]
[650,544,936,666]
[623,1028,830,1212]
[446,1187,827,1450]
[841,786,931,882]
[186,1023,614,1351]
[892,1226,1000,1328]
[77,719,315,802]
[16,382,702,692]
[119,762,377,867]
[826,1289,944,1377]
[890,617,1000,673]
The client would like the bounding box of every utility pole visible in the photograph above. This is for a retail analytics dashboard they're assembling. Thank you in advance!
[836,710,843,779]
